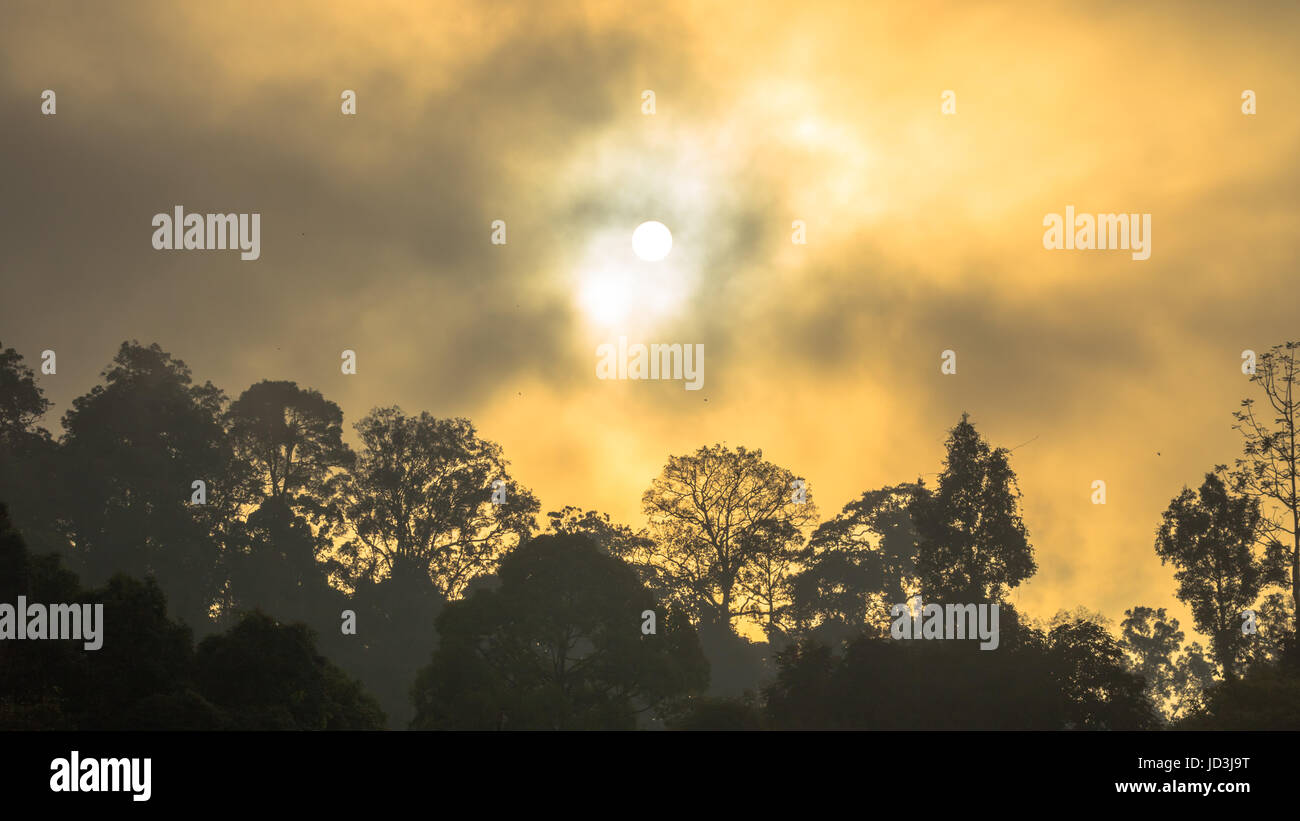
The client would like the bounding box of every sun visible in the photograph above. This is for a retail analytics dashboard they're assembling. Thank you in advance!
[573,224,692,331]
[575,221,678,327]
[631,221,672,261]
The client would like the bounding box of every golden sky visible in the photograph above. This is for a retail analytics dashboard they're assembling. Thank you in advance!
[2,0,1299,639]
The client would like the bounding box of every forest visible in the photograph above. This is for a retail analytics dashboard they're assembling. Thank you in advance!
[2,339,1298,730]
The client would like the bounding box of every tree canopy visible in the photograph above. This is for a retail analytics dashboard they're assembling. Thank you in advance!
[411,533,707,729]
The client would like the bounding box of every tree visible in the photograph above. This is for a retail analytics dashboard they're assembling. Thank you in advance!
[1046,618,1159,729]
[410,533,708,729]
[641,444,817,630]
[1232,340,1300,644]
[0,500,82,729]
[545,506,655,563]
[333,408,538,597]
[222,380,352,632]
[2,500,383,730]
[788,483,924,645]
[1154,471,1264,678]
[0,343,50,438]
[1119,606,1184,721]
[763,632,1065,730]
[1168,641,1216,721]
[1248,590,1296,666]
[1178,660,1300,730]
[545,505,677,617]
[331,408,537,727]
[910,414,1036,604]
[61,574,201,730]
[737,516,806,639]
[0,344,62,558]
[222,496,346,632]
[196,611,385,730]
[226,379,353,511]
[57,342,236,628]
[1047,606,1112,631]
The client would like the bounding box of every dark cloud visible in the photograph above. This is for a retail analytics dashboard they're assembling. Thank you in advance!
[0,4,679,411]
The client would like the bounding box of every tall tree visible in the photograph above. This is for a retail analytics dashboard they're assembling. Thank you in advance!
[910,414,1036,603]
[58,342,236,628]
[329,408,538,727]
[641,444,817,630]
[788,483,924,644]
[1154,471,1264,678]
[1232,340,1300,644]
[0,344,62,557]
[226,380,353,511]
[333,408,538,597]
[222,381,352,630]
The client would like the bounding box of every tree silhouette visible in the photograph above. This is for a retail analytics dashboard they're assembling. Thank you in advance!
[196,611,385,729]
[910,414,1035,604]
[1047,618,1158,729]
[0,344,50,437]
[1248,590,1297,666]
[1119,606,1184,721]
[764,613,1155,730]
[641,444,817,630]
[1178,659,1300,730]
[6,334,1294,732]
[410,533,708,729]
[0,500,382,730]
[62,573,201,730]
[226,379,354,511]
[57,342,237,628]
[222,380,352,635]
[334,408,538,597]
[1168,641,1217,720]
[329,408,538,726]
[1155,471,1264,679]
[0,500,82,729]
[545,505,656,564]
[788,483,924,646]
[763,632,1064,730]
[0,344,62,559]
[222,496,346,633]
[1232,340,1300,645]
